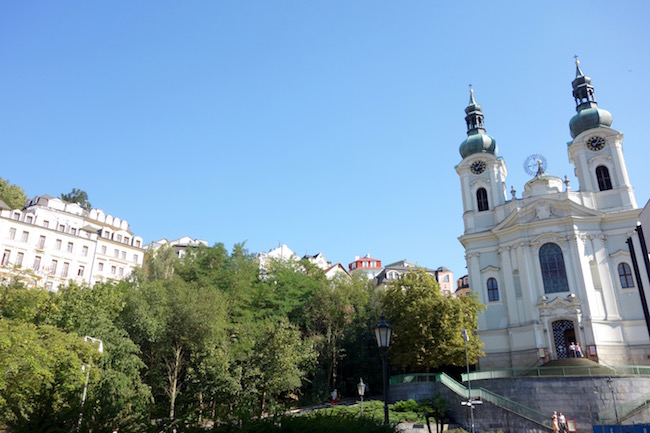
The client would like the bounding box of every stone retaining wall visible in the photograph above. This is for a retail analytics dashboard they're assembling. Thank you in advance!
[390,376,650,433]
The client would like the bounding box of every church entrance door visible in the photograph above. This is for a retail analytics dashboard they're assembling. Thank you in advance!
[551,320,575,359]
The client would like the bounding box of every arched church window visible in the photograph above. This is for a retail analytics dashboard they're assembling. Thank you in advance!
[539,243,570,293]
[618,263,634,288]
[596,165,613,191]
[487,278,499,301]
[476,188,489,212]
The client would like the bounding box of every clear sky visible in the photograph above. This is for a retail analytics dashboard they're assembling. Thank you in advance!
[2,2,650,281]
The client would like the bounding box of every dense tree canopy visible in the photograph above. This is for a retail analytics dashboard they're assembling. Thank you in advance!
[0,244,485,431]
[382,269,485,370]
[0,177,27,209]
[60,187,92,210]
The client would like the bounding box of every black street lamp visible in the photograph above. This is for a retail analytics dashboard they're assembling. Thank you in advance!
[357,378,365,416]
[461,329,476,433]
[374,313,392,424]
[607,377,620,425]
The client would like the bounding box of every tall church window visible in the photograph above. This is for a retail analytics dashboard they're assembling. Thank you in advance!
[539,243,570,293]
[476,188,489,212]
[618,263,634,288]
[596,165,613,191]
[487,278,499,301]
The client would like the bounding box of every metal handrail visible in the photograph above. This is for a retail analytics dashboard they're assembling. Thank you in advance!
[598,392,650,423]
[461,365,650,381]
[437,373,550,428]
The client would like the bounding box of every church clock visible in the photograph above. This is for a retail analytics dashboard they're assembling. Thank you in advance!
[470,160,486,174]
[586,136,605,151]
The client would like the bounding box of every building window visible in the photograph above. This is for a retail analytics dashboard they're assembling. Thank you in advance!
[12,212,20,221]
[16,252,24,267]
[8,228,16,240]
[37,236,46,249]
[55,239,62,250]
[135,240,141,248]
[2,250,10,266]
[618,263,634,288]
[71,228,77,235]
[33,256,41,271]
[539,243,570,293]
[45,282,53,291]
[113,249,119,258]
[101,246,107,254]
[133,254,139,263]
[51,260,58,275]
[116,234,122,242]
[21,231,29,242]
[98,262,104,271]
[43,220,49,228]
[58,224,65,232]
[111,266,116,275]
[82,246,89,257]
[487,278,499,301]
[118,267,124,277]
[476,188,489,212]
[596,165,613,191]
[26,215,33,223]
[78,265,85,277]
[67,242,73,253]
[121,251,126,260]
[61,262,69,278]
[124,237,130,245]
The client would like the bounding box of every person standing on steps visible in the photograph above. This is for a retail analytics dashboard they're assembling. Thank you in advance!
[559,412,567,433]
[551,411,559,433]
[568,342,576,358]
[575,343,582,358]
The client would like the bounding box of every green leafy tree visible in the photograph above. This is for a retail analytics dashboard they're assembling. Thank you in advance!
[60,187,92,210]
[0,177,27,209]
[382,270,485,370]
[52,282,152,432]
[0,319,88,433]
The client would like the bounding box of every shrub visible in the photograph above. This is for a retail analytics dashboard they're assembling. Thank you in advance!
[211,412,397,433]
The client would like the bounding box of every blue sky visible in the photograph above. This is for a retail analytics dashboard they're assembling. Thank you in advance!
[2,2,650,281]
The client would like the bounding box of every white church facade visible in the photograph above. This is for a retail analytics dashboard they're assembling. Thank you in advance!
[457,61,650,369]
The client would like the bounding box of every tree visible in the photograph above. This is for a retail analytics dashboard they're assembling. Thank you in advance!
[60,187,92,210]
[382,270,485,370]
[0,177,27,209]
[0,319,89,433]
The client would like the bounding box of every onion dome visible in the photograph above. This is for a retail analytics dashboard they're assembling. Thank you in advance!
[459,88,497,159]
[569,60,612,138]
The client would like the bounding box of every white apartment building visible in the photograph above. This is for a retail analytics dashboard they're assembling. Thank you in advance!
[0,195,144,291]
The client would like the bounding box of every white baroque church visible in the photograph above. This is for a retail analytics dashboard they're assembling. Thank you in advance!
[456,61,650,369]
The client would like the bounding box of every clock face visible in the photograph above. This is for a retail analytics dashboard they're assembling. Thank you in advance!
[586,136,605,151]
[470,160,486,174]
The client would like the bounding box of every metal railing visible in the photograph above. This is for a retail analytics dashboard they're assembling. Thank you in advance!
[462,365,650,381]
[598,392,650,424]
[437,373,551,429]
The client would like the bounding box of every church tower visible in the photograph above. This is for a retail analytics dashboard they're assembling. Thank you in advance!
[567,60,637,210]
[456,88,508,235]
[457,62,650,369]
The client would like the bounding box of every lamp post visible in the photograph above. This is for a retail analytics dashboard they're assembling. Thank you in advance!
[357,378,365,416]
[374,313,392,424]
[461,329,475,433]
[607,377,620,425]
[78,336,103,432]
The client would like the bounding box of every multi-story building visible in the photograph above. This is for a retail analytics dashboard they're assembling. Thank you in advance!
[375,260,454,295]
[303,252,351,280]
[0,195,144,291]
[455,274,470,297]
[348,254,382,279]
[146,236,209,258]
[456,61,650,368]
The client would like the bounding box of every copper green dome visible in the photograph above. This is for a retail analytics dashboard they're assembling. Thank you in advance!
[569,60,612,138]
[459,88,497,158]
